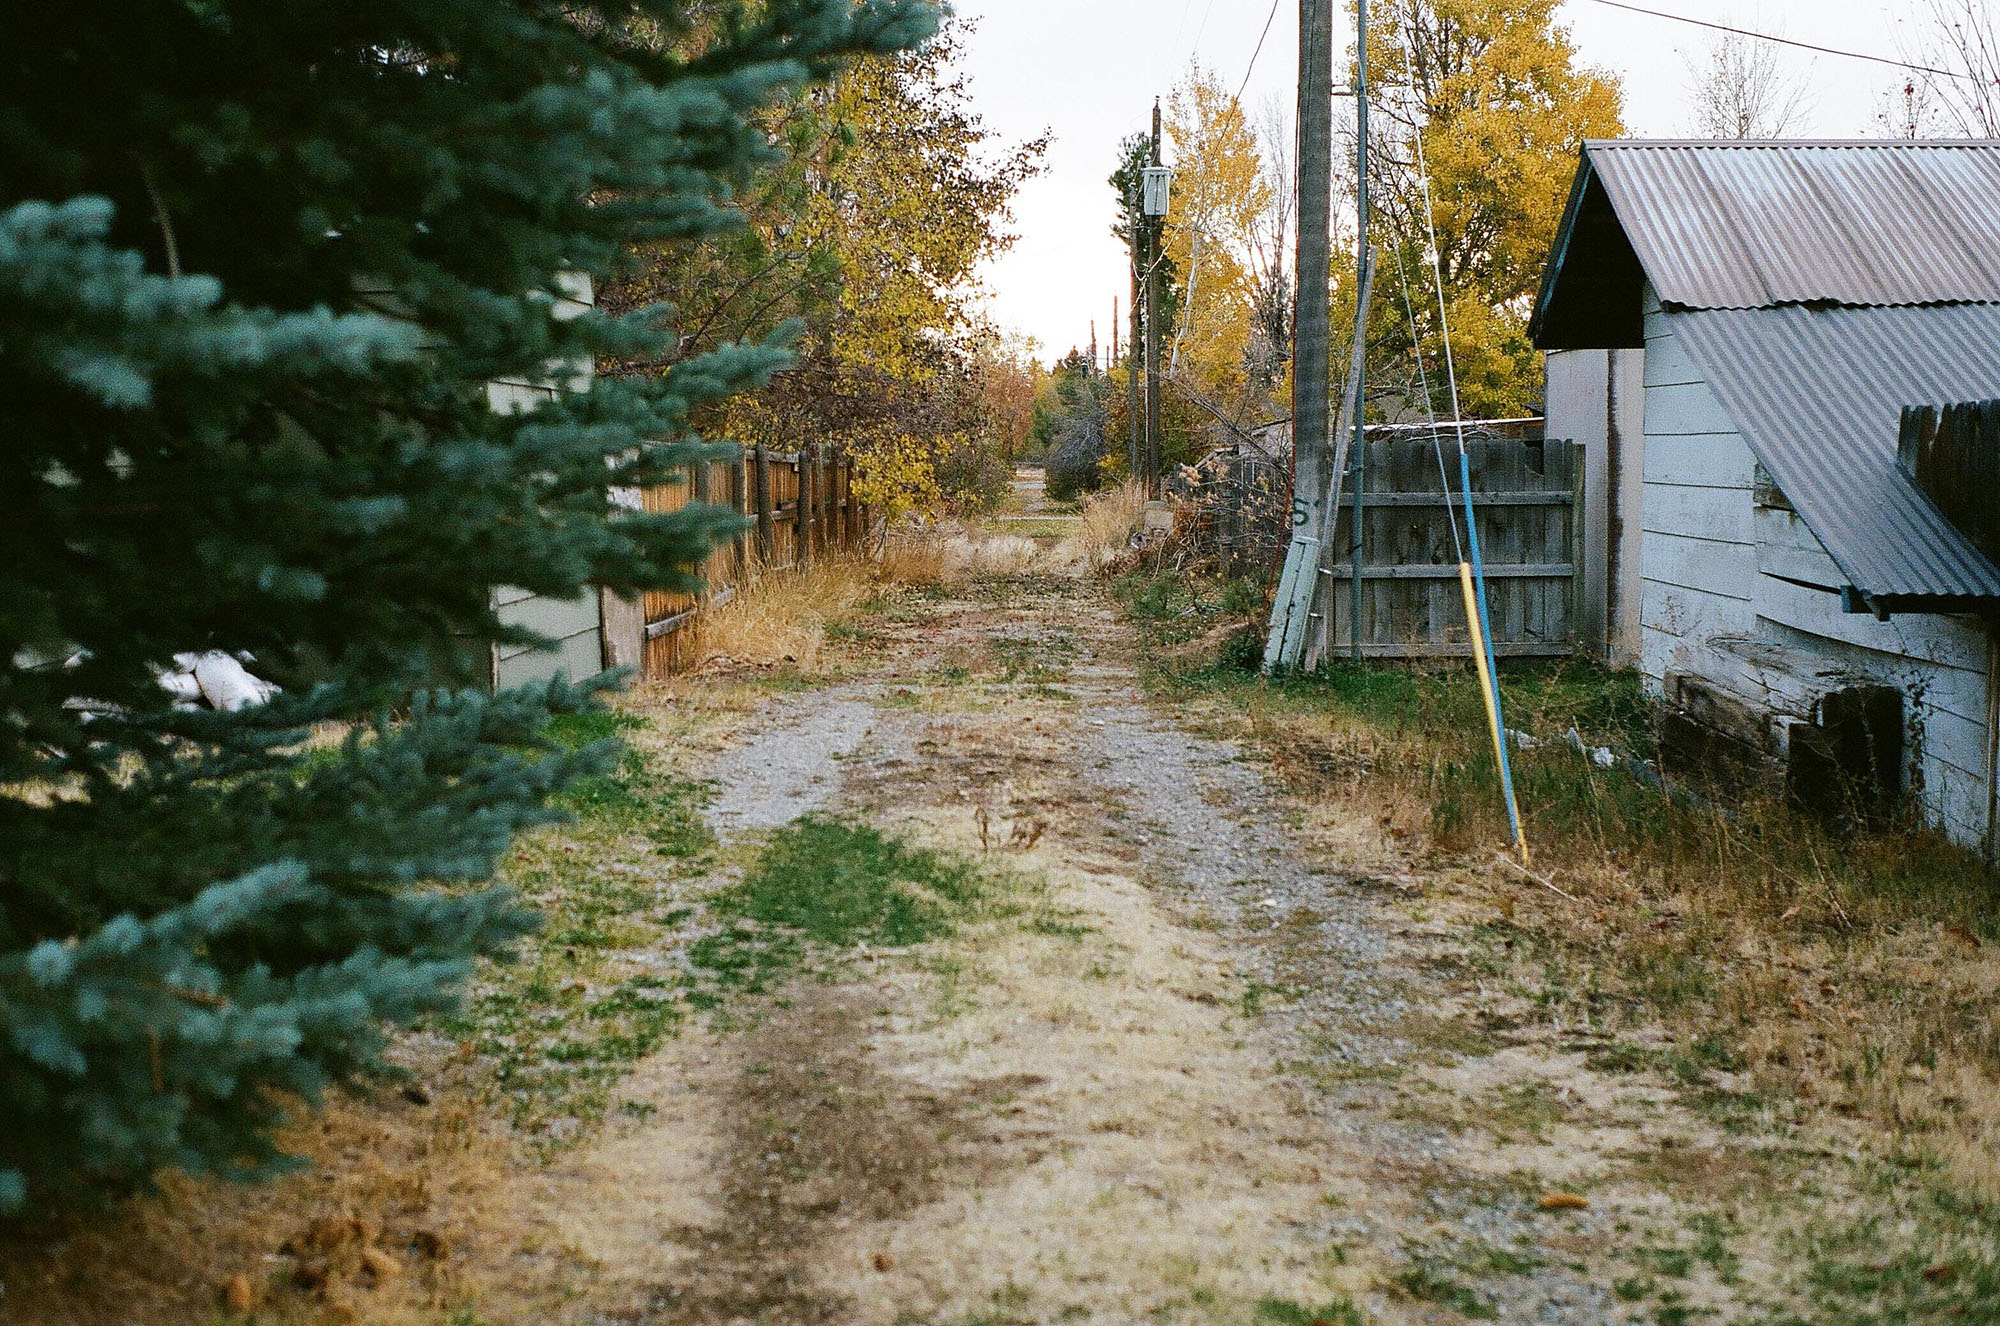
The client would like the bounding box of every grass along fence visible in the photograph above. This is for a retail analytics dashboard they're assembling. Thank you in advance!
[636,444,868,678]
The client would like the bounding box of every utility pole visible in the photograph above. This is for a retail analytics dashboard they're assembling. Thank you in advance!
[1349,0,1369,660]
[1144,99,1165,497]
[1293,0,1333,575]
[1128,239,1142,479]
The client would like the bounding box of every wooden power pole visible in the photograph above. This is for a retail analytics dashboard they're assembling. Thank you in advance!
[1128,239,1142,479]
[1293,0,1333,569]
[1144,100,1165,497]
[1349,0,1369,660]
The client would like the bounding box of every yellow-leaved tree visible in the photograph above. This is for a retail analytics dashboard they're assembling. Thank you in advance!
[607,18,1044,515]
[1360,0,1623,417]
[1162,67,1273,399]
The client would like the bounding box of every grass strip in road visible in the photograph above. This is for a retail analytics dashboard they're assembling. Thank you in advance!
[689,816,984,1006]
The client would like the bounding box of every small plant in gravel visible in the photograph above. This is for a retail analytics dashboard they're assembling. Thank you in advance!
[1394,1258,1499,1319]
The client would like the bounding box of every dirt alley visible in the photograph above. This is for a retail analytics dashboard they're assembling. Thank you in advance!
[470,507,1824,1324]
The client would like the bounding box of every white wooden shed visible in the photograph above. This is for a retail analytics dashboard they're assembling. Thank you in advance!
[1535,141,2000,856]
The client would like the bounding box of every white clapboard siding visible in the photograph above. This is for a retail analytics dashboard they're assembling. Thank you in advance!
[1637,290,1759,685]
[1632,282,1995,852]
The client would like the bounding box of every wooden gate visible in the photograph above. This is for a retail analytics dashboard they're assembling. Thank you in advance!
[637,444,866,677]
[1323,422,1577,659]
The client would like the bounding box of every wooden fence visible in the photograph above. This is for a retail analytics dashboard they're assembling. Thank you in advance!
[1321,423,1577,659]
[635,444,866,678]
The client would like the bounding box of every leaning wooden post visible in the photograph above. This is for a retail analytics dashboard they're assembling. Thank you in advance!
[754,443,775,567]
[794,446,812,568]
[729,446,749,582]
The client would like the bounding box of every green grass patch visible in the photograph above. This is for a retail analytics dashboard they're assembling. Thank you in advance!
[689,817,984,999]
[438,712,718,1137]
[1394,1260,1498,1319]
[1254,1296,1364,1325]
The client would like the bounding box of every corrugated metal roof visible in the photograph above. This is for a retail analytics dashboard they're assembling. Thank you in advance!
[1670,304,2000,603]
[1585,140,2000,310]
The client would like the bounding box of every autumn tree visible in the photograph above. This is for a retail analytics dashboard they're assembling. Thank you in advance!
[606,17,1044,513]
[977,332,1044,461]
[1361,0,1623,417]
[1162,67,1272,396]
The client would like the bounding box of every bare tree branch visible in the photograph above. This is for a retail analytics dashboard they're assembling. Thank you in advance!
[1684,30,1811,139]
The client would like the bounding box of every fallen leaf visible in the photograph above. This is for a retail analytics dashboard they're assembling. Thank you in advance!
[1538,1192,1590,1211]
[1944,925,1982,950]
[871,1251,895,1273]
[1780,905,1801,922]
[1924,1262,1957,1283]
[221,1273,254,1314]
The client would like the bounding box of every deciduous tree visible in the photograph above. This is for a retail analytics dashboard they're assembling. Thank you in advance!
[607,18,1044,513]
[1361,0,1623,418]
[1162,68,1272,396]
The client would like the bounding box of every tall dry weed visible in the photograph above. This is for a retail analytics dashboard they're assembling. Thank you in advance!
[687,557,876,672]
[1054,483,1144,572]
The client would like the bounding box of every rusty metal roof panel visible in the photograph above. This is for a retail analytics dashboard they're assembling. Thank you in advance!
[1669,303,2000,603]
[1584,140,2000,310]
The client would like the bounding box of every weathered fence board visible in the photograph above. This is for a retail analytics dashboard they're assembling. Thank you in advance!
[1323,426,1577,659]
[638,445,865,678]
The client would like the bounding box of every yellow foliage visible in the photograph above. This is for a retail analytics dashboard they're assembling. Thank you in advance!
[1363,0,1623,416]
[1162,67,1271,396]
[850,428,942,520]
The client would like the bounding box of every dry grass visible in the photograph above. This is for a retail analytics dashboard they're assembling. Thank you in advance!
[1265,694,2000,1197]
[683,555,879,672]
[1053,481,1145,572]
[1121,573,2000,1227]
[874,531,949,586]
[940,530,1038,577]
[0,1077,520,1325]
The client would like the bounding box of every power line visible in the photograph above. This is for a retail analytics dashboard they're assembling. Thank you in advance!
[1168,0,1197,61]
[1190,0,1219,61]
[1236,0,1285,103]
[1580,0,1974,83]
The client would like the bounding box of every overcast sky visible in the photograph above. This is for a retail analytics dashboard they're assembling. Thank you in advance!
[949,0,1941,361]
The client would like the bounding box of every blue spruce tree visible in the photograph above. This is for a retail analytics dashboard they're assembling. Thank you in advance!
[0,0,935,1214]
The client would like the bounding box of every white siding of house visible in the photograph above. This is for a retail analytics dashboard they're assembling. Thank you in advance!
[1634,284,1997,853]
[486,273,605,690]
[1751,534,1994,849]
[1638,285,1759,685]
